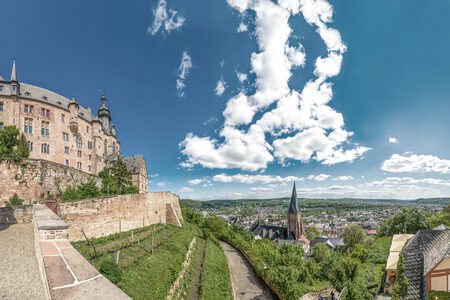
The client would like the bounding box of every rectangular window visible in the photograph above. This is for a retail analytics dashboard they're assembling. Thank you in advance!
[61,114,65,122]
[65,160,69,166]
[41,108,45,116]
[27,141,33,152]
[88,141,92,149]
[64,147,69,154]
[62,132,69,141]
[0,86,3,92]
[77,150,82,158]
[77,162,82,169]
[88,154,91,161]
[0,122,3,130]
[24,118,33,134]
[87,127,89,133]
[76,136,82,149]
[30,106,34,113]
[41,121,49,136]
[46,109,50,117]
[88,165,92,172]
[0,102,3,111]
[41,143,50,154]
[24,105,28,113]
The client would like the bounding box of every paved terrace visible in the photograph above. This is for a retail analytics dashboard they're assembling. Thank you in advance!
[34,204,131,300]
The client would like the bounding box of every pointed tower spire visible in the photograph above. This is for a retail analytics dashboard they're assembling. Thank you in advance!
[10,58,18,82]
[289,182,299,213]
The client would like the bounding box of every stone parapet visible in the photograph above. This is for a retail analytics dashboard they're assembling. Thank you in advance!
[0,204,34,224]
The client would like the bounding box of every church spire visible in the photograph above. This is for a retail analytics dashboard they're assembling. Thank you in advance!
[288,182,299,213]
[10,58,18,82]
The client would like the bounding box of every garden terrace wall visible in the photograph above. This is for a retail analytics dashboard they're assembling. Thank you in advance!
[0,205,33,224]
[58,191,183,241]
[0,159,100,207]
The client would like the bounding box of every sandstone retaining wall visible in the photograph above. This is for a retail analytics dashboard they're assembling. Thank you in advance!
[0,205,34,224]
[0,159,100,207]
[58,192,183,241]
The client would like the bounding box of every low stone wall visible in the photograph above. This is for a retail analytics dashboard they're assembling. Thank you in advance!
[0,205,34,224]
[0,159,100,207]
[58,192,183,241]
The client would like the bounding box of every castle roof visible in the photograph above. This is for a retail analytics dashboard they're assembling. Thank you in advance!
[124,155,145,174]
[289,182,299,213]
[402,228,450,299]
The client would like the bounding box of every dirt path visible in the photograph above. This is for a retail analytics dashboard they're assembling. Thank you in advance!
[220,241,274,300]
[0,224,46,300]
[188,238,206,300]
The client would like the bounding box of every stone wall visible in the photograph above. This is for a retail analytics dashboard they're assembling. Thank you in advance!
[0,159,100,207]
[0,205,34,224]
[58,192,183,241]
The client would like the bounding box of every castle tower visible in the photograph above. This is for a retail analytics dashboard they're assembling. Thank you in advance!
[287,182,303,240]
[97,92,111,129]
[10,58,20,97]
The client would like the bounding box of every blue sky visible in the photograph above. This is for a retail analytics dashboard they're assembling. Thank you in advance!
[2,0,450,200]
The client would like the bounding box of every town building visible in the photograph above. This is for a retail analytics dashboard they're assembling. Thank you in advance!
[0,59,148,192]
[384,234,415,294]
[310,237,344,251]
[124,155,149,193]
[251,183,310,252]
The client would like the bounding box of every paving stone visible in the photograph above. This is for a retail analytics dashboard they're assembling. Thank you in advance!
[55,240,72,248]
[60,247,99,281]
[40,241,59,256]
[43,256,75,288]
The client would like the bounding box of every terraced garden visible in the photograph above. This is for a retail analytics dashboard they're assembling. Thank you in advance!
[72,222,232,300]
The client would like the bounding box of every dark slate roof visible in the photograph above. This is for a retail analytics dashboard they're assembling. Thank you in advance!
[289,182,299,213]
[402,228,450,300]
[251,224,288,240]
[311,237,344,250]
[124,155,144,174]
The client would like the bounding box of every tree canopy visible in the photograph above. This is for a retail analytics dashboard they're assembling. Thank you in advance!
[377,207,431,236]
[0,126,29,163]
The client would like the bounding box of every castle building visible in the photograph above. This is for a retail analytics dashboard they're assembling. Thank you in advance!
[251,183,310,252]
[0,59,148,192]
[124,155,149,193]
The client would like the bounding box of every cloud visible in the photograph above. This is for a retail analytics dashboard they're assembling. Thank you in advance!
[213,173,303,184]
[307,173,330,181]
[389,137,399,144]
[188,178,204,185]
[176,51,192,97]
[148,0,185,35]
[237,22,248,32]
[157,181,172,187]
[204,117,218,126]
[381,153,450,174]
[179,0,368,171]
[236,72,248,84]
[215,78,226,96]
[333,176,353,181]
[149,173,160,178]
[179,186,194,193]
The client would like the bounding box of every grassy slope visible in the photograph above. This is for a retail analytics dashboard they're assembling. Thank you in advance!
[200,240,232,300]
[72,223,232,300]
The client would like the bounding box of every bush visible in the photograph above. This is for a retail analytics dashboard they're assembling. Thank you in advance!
[5,193,23,207]
[428,290,450,300]
[99,258,122,284]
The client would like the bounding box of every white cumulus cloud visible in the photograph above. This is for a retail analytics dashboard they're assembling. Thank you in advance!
[179,186,194,193]
[389,137,399,144]
[213,173,303,184]
[333,176,353,181]
[179,0,369,171]
[307,174,330,181]
[381,153,450,174]
[176,51,192,97]
[237,22,248,32]
[148,0,185,35]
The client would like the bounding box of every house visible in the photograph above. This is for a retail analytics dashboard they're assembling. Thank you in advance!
[310,237,344,251]
[384,234,415,294]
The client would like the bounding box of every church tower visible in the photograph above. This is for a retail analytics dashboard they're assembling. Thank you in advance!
[287,182,303,240]
[97,92,111,129]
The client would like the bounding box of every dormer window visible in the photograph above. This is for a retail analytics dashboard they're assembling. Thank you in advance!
[0,86,3,92]
[25,92,31,97]
[57,101,62,105]
[42,96,48,101]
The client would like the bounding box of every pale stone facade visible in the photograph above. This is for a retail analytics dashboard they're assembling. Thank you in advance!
[124,155,149,193]
[0,59,130,175]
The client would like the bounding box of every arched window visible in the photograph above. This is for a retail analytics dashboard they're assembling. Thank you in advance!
[112,142,116,154]
[104,139,107,155]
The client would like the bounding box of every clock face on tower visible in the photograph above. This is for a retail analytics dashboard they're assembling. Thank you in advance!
[111,127,117,136]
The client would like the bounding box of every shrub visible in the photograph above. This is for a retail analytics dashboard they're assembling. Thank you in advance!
[428,290,450,300]
[99,258,122,284]
[5,193,23,207]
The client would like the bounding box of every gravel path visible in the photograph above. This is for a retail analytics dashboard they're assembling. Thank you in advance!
[220,241,274,300]
[0,223,46,300]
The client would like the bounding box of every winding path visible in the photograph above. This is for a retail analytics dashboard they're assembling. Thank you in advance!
[220,241,274,300]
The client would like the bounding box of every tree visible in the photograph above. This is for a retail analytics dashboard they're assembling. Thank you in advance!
[98,157,138,195]
[305,225,321,242]
[77,180,100,199]
[312,243,330,263]
[0,126,29,163]
[378,207,431,236]
[343,225,365,250]
[351,244,368,263]
[109,157,132,190]
[428,204,450,228]
[5,193,23,207]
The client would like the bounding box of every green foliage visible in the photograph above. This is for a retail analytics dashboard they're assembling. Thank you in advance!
[121,184,139,195]
[427,290,450,300]
[0,126,30,163]
[305,224,322,242]
[343,225,365,250]
[428,204,450,227]
[378,207,431,236]
[351,244,368,263]
[392,252,408,300]
[366,236,392,265]
[99,158,138,196]
[77,180,100,199]
[312,243,331,263]
[5,193,23,207]
[60,185,81,202]
[99,258,122,284]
